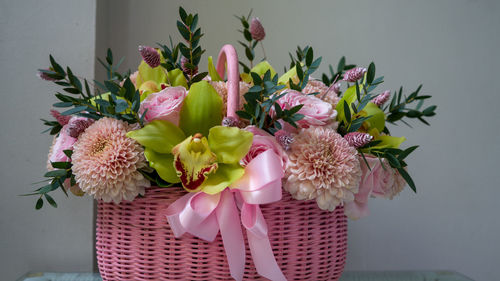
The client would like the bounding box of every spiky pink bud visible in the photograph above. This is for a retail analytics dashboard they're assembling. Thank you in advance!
[344,132,373,148]
[332,82,341,95]
[37,69,57,81]
[222,116,239,127]
[181,56,198,76]
[275,130,293,151]
[250,18,266,41]
[372,90,391,107]
[138,45,161,68]
[50,110,71,126]
[66,118,95,138]
[343,67,367,82]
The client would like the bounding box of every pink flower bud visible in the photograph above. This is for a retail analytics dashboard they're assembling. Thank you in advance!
[372,90,391,107]
[343,67,367,82]
[275,129,293,151]
[222,116,239,127]
[344,132,373,148]
[138,45,161,68]
[37,69,57,81]
[250,18,266,41]
[181,56,198,76]
[50,109,71,126]
[66,117,95,138]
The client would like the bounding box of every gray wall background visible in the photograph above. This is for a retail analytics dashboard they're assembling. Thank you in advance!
[1,0,499,280]
[0,0,96,280]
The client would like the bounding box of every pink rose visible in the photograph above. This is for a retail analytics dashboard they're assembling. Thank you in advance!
[48,125,77,163]
[139,86,187,125]
[272,90,337,132]
[242,126,287,170]
[344,155,406,219]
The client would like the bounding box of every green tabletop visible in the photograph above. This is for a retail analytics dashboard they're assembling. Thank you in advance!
[18,271,474,281]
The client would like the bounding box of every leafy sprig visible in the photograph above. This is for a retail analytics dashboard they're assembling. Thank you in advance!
[176,7,207,85]
[385,85,436,127]
[158,36,181,72]
[235,10,260,73]
[321,56,357,86]
[363,145,419,193]
[236,70,303,134]
[22,150,75,209]
[288,46,322,91]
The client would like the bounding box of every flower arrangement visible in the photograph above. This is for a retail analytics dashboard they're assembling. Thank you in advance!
[29,7,436,281]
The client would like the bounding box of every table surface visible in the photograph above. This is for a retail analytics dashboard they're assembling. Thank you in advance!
[18,271,474,281]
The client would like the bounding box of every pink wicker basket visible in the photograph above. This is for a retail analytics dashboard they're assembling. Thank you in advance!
[96,186,347,280]
[96,45,347,280]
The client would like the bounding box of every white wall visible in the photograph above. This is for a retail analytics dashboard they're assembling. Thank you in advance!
[98,1,499,280]
[0,0,96,280]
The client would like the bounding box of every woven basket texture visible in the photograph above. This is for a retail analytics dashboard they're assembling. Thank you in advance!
[96,186,347,281]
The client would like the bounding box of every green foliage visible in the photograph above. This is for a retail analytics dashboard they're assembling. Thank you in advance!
[286,46,322,91]
[175,7,207,86]
[363,144,419,193]
[321,56,357,87]
[236,70,303,134]
[235,10,262,72]
[386,85,436,127]
[23,157,75,209]
[158,36,181,72]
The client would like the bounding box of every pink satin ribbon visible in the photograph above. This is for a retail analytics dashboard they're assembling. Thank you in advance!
[165,150,287,281]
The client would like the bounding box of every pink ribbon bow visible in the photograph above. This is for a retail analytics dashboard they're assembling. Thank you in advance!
[165,150,287,281]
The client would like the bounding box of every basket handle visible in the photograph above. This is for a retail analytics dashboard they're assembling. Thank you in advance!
[216,44,240,120]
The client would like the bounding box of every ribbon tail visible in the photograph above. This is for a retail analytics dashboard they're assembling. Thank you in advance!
[246,206,287,281]
[216,189,246,281]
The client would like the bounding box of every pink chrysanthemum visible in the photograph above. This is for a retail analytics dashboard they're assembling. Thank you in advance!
[250,18,266,41]
[72,117,150,203]
[210,81,251,116]
[284,127,361,211]
[302,79,341,108]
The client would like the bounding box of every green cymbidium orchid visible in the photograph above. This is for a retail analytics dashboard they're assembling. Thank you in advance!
[241,61,277,83]
[127,80,253,194]
[336,85,385,132]
[135,50,188,100]
[336,85,406,149]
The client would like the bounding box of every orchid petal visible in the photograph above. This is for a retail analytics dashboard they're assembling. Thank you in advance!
[208,126,253,164]
[179,81,223,136]
[126,120,185,154]
[144,148,180,183]
[172,136,218,192]
[208,56,222,82]
[201,164,245,195]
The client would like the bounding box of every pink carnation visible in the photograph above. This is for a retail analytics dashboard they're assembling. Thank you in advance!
[139,86,187,125]
[242,126,287,170]
[344,155,407,219]
[272,90,337,132]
